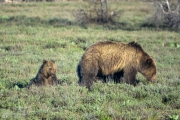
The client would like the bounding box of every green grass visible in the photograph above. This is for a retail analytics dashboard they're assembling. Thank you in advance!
[0,1,180,120]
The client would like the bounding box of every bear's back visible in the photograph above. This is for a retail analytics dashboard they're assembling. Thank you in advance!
[85,41,127,55]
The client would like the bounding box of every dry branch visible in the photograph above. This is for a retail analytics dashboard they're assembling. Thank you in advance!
[73,0,123,24]
[146,0,180,29]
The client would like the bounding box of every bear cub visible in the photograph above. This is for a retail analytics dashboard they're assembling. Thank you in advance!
[27,60,58,88]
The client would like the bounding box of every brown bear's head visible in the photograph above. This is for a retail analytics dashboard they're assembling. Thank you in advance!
[41,60,57,78]
[139,57,156,82]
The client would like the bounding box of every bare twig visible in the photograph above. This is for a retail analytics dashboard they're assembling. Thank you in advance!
[174,0,180,13]
[147,0,180,29]
[163,0,171,12]
[74,0,122,24]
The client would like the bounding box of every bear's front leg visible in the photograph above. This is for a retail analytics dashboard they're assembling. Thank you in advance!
[123,66,137,86]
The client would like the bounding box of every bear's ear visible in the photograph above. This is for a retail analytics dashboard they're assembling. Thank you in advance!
[43,59,48,64]
[146,58,153,65]
[51,60,55,63]
[151,56,154,59]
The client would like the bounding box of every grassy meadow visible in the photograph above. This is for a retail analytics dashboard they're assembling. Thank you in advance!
[0,1,180,119]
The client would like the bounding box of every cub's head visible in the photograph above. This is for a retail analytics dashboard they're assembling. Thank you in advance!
[139,57,156,82]
[41,60,57,77]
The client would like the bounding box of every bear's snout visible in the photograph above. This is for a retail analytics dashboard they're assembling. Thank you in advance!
[150,74,156,82]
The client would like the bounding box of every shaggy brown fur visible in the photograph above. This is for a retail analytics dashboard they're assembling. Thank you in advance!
[77,41,157,89]
[27,60,58,88]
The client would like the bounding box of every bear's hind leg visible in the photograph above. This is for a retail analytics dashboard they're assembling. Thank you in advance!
[80,59,99,90]
[81,67,99,89]
[81,74,97,90]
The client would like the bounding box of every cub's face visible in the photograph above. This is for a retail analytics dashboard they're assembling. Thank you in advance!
[42,60,57,77]
[140,57,156,82]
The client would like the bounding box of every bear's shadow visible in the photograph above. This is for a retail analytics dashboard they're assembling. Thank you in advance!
[12,81,29,88]
[97,70,124,83]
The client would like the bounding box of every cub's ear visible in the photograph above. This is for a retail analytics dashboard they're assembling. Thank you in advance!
[146,58,153,65]
[51,60,55,63]
[43,59,48,64]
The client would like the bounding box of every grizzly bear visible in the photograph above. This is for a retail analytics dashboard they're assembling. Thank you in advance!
[77,41,156,89]
[27,60,58,88]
